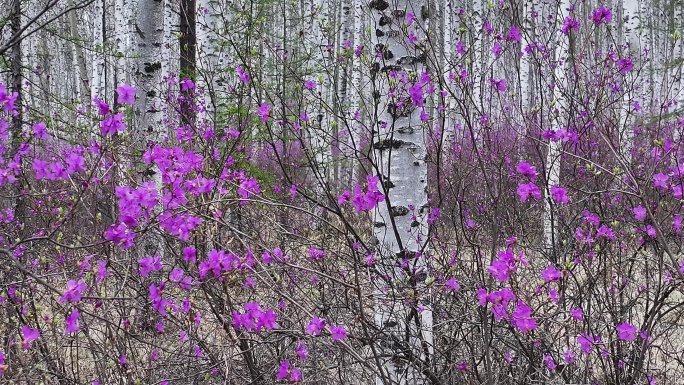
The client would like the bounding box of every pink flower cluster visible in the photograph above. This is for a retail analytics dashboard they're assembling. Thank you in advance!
[478,287,537,332]
[516,161,540,202]
[233,302,278,332]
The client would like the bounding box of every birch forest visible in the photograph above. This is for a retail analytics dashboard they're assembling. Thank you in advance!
[0,0,683,383]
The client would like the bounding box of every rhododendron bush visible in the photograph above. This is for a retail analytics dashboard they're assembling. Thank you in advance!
[0,0,683,384]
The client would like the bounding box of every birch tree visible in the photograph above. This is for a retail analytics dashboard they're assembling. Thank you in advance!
[368,0,434,383]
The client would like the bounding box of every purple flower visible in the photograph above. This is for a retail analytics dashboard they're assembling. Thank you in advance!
[563,350,576,364]
[149,283,169,317]
[180,78,195,91]
[290,368,302,382]
[583,210,600,226]
[488,259,513,282]
[516,161,537,181]
[456,41,465,55]
[59,279,87,304]
[409,82,424,107]
[183,247,197,262]
[517,182,541,202]
[21,325,40,349]
[104,223,136,248]
[119,354,127,365]
[100,112,126,136]
[304,80,317,89]
[406,12,414,26]
[257,309,279,332]
[277,360,290,380]
[337,190,351,205]
[477,288,489,306]
[351,176,385,212]
[597,225,615,240]
[330,324,347,341]
[561,16,580,35]
[483,19,493,34]
[544,354,556,370]
[674,215,683,234]
[64,308,80,334]
[169,267,184,282]
[541,265,562,282]
[549,288,559,304]
[445,277,460,291]
[492,42,502,58]
[591,5,612,25]
[65,151,86,174]
[633,205,647,220]
[256,102,270,122]
[305,317,325,336]
[0,83,18,113]
[116,84,136,105]
[138,255,163,277]
[236,65,250,84]
[420,109,429,122]
[32,122,50,139]
[511,301,536,332]
[550,186,569,204]
[490,78,506,92]
[569,308,583,321]
[32,159,53,180]
[309,246,325,261]
[93,96,110,115]
[616,322,637,341]
[653,173,669,189]
[261,250,274,265]
[506,26,521,42]
[617,57,633,73]
[295,341,308,360]
[238,177,261,201]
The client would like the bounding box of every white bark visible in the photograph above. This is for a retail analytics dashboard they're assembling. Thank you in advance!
[68,0,89,102]
[114,0,134,90]
[134,0,164,141]
[370,0,432,383]
[349,0,367,185]
[440,0,455,142]
[90,0,106,101]
[195,0,224,121]
[668,0,683,107]
[619,0,642,162]
[544,0,568,253]
[470,0,483,115]
[161,0,177,87]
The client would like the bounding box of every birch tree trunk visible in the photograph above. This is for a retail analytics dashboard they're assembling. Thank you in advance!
[543,0,569,256]
[90,0,106,102]
[134,0,164,140]
[10,0,22,142]
[370,0,433,383]
[347,0,368,186]
[619,0,642,162]
[68,0,90,102]
[114,0,134,99]
[195,0,213,120]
